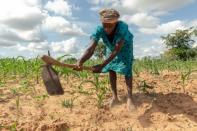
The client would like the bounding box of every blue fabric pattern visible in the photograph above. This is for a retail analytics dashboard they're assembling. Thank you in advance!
[90,21,134,77]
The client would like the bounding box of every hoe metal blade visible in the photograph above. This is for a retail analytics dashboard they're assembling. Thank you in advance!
[41,64,64,95]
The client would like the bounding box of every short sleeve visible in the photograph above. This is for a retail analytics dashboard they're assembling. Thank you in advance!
[90,26,102,44]
[115,21,133,44]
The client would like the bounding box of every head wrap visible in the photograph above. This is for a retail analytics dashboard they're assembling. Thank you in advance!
[99,8,120,23]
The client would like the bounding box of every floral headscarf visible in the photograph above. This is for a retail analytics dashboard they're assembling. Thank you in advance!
[99,8,120,23]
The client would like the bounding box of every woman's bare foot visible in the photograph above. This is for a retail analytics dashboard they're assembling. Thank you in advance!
[109,97,119,108]
[127,98,136,111]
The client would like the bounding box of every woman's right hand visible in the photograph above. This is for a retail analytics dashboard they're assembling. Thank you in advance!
[73,61,83,71]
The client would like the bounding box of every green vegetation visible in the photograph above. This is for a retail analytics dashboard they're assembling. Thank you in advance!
[0,56,197,97]
[33,94,49,101]
[61,97,77,108]
[94,41,106,60]
[78,74,110,108]
[137,79,154,94]
[162,27,197,60]
[1,56,196,84]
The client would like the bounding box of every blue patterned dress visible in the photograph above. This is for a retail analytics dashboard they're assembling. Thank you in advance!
[90,21,134,77]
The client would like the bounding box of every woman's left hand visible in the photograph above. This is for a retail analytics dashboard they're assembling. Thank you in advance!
[92,64,103,73]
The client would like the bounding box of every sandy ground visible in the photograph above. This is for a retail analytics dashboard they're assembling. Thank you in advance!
[0,70,197,131]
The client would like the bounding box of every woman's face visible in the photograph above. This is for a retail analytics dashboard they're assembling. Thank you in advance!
[102,22,117,35]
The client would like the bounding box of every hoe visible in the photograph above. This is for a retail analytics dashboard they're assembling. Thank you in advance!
[41,52,92,95]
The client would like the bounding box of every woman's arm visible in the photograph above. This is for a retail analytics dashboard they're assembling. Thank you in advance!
[77,40,97,66]
[101,39,124,67]
[92,39,124,73]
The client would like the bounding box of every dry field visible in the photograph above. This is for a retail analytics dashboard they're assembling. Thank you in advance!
[0,58,197,130]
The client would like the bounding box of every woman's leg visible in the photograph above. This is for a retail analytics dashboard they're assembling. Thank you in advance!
[125,76,133,98]
[125,76,135,111]
[109,70,119,107]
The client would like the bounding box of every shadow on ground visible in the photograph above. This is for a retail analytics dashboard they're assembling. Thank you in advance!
[131,92,197,128]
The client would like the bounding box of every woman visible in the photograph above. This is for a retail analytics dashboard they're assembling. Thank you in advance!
[75,8,135,111]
